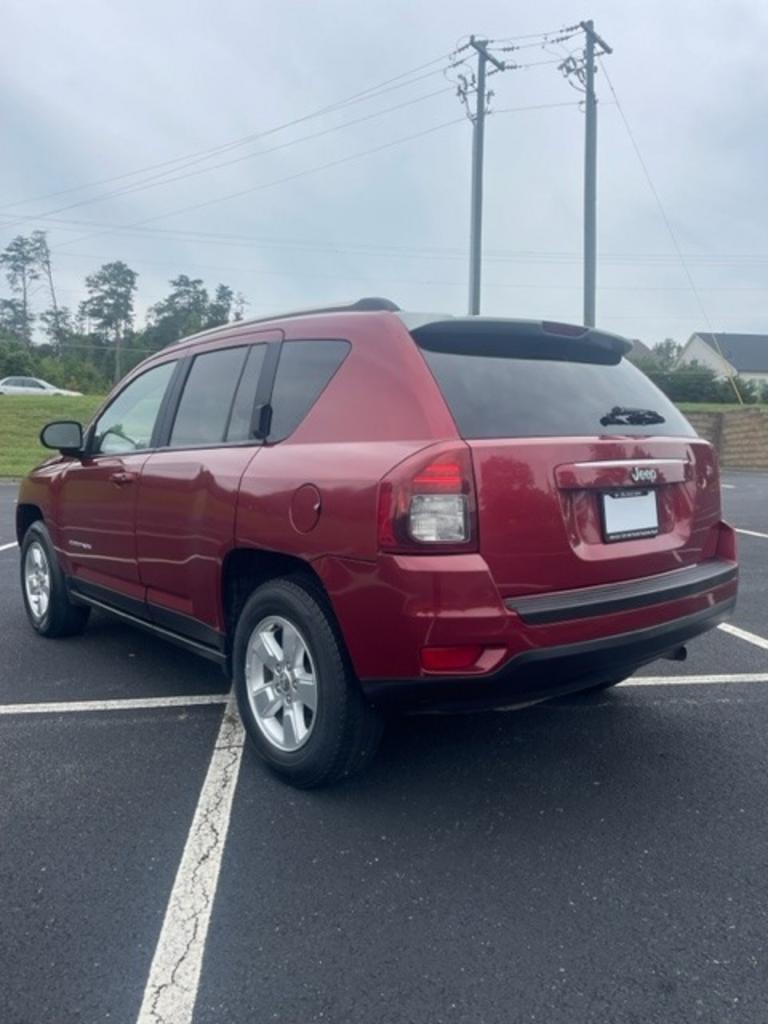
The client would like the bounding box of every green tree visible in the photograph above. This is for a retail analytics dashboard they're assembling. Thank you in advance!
[0,235,40,344]
[645,362,733,403]
[233,291,247,321]
[0,338,35,376]
[40,306,75,347]
[206,283,234,327]
[651,338,682,371]
[144,276,241,347]
[79,261,138,383]
[33,351,107,394]
[30,231,65,349]
[0,298,29,339]
[145,275,210,347]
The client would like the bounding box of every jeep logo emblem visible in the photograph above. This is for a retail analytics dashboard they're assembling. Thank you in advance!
[631,466,657,483]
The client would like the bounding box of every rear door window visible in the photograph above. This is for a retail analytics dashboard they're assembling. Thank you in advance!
[415,327,694,439]
[268,340,350,441]
[170,346,249,448]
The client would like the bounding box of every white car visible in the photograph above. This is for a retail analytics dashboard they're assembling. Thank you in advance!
[0,376,82,396]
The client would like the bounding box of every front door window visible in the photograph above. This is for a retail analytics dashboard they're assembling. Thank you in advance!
[92,362,176,455]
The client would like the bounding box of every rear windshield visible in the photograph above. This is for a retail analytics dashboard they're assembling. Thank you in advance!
[416,329,695,439]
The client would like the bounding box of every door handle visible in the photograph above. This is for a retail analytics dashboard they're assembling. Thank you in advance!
[109,471,136,487]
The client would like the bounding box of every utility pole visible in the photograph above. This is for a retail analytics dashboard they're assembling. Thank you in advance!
[582,22,598,328]
[572,21,612,326]
[581,21,612,326]
[464,37,506,315]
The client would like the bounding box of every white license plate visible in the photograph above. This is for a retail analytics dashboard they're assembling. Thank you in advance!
[602,489,659,542]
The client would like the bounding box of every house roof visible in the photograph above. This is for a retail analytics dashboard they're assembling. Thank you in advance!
[626,338,653,361]
[691,332,768,373]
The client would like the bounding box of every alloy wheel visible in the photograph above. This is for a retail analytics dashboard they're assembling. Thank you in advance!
[24,541,51,622]
[245,615,318,752]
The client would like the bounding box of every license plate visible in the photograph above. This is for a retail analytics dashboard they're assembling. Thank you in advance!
[602,489,659,542]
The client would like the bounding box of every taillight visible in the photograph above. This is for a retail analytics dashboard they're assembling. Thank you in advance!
[378,443,477,553]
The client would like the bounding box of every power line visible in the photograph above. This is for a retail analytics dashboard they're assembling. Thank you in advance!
[0,52,457,213]
[0,85,455,229]
[501,57,568,69]
[0,101,581,260]
[47,249,768,293]
[488,25,581,42]
[598,57,744,402]
[0,58,569,234]
[493,35,580,53]
[492,100,579,115]
[30,100,574,256]
[44,117,469,254]
[7,207,768,269]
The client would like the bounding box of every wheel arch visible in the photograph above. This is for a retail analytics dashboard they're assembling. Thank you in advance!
[16,503,44,545]
[221,548,348,663]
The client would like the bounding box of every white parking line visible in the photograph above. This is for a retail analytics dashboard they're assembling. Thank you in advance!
[0,694,229,716]
[718,622,768,651]
[629,673,768,685]
[735,528,768,540]
[0,541,17,553]
[136,696,245,1024]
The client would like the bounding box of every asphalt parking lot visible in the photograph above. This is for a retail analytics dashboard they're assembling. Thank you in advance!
[1,474,767,1024]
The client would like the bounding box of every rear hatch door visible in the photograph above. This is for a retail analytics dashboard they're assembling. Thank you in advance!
[412,318,721,597]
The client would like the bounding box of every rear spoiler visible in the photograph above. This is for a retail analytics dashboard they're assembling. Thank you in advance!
[403,316,633,360]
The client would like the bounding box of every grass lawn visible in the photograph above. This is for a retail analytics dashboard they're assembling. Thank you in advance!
[0,395,104,478]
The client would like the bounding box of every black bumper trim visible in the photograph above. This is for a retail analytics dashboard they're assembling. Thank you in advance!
[505,559,737,625]
[362,596,736,711]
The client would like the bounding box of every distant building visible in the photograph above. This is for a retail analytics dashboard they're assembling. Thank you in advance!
[625,338,653,363]
[679,332,768,383]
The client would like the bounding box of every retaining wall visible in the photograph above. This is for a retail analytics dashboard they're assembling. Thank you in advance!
[685,409,768,470]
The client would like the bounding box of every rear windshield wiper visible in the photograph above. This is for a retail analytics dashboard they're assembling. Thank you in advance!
[599,405,666,426]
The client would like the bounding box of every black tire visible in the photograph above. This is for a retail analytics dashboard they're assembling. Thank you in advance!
[233,576,383,788]
[20,521,90,638]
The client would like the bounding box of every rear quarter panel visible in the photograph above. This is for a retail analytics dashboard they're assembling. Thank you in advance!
[235,314,458,562]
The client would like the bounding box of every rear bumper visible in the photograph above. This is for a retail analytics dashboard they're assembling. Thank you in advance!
[317,540,738,710]
[362,596,736,711]
[505,559,737,624]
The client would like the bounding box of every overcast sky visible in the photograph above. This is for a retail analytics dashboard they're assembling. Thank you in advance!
[2,0,767,345]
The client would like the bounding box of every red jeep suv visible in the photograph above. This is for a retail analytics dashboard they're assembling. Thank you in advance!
[18,298,738,786]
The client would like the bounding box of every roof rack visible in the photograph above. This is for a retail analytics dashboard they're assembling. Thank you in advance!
[168,297,400,347]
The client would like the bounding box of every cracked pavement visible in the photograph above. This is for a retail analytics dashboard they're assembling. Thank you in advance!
[137,702,244,1024]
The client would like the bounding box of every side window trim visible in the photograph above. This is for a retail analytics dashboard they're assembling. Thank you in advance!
[152,357,193,448]
[222,346,256,442]
[251,340,282,440]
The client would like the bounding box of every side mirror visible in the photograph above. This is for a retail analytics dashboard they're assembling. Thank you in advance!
[40,420,84,455]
